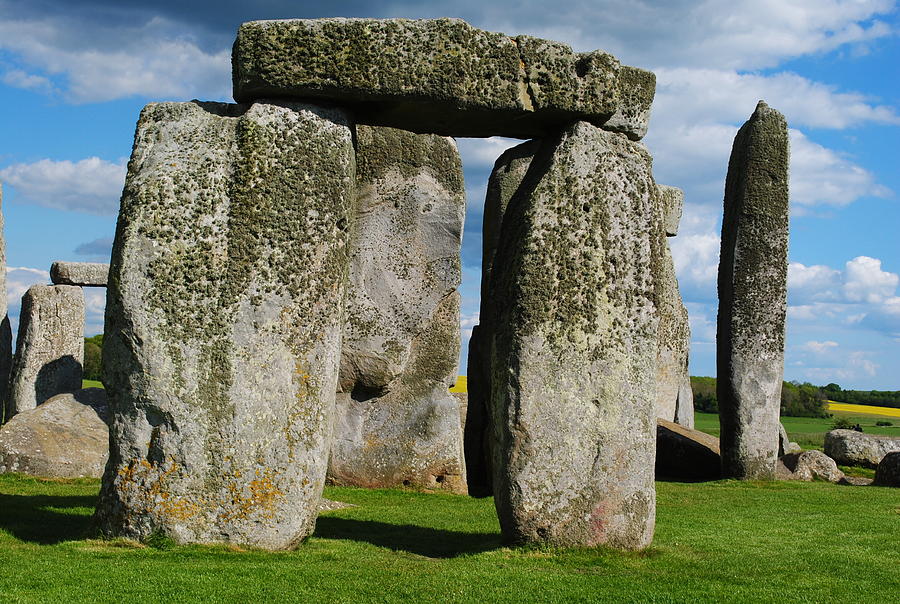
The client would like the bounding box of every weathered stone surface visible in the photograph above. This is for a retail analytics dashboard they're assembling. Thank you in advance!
[330,127,465,493]
[717,101,789,480]
[6,285,84,419]
[657,185,684,237]
[838,475,873,486]
[654,238,691,423]
[779,450,844,483]
[95,100,355,550]
[465,139,539,498]
[674,377,695,429]
[824,429,900,468]
[233,18,655,140]
[486,122,661,549]
[50,261,110,287]
[0,389,109,478]
[0,184,11,421]
[655,419,721,481]
[873,452,900,486]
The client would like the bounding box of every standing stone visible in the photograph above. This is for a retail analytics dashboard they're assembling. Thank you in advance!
[465,139,540,498]
[50,262,110,287]
[233,18,655,140]
[6,285,84,419]
[329,125,466,493]
[717,101,789,480]
[95,100,355,550]
[0,184,11,421]
[486,122,661,549]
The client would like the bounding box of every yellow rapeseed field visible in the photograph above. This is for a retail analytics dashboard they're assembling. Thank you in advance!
[826,401,900,418]
[449,375,467,393]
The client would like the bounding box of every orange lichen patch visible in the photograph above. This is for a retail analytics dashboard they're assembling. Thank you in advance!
[219,467,286,523]
[116,457,202,523]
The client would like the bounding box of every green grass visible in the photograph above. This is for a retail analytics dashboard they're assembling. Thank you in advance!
[81,379,104,389]
[694,411,900,449]
[0,475,897,602]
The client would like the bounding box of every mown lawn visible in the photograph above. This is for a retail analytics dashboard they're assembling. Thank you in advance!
[0,474,897,603]
[694,411,899,448]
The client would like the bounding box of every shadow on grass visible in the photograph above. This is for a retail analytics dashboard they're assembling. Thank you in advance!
[314,516,501,558]
[0,493,97,544]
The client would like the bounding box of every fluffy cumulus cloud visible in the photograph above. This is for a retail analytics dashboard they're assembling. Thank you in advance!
[0,5,231,103]
[0,157,126,215]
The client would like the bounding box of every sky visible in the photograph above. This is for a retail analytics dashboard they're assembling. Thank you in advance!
[0,0,897,390]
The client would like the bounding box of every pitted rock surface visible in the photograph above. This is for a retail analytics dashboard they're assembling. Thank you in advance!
[6,284,84,419]
[233,18,655,140]
[465,139,540,498]
[874,451,900,487]
[779,450,844,483]
[328,125,465,493]
[0,389,109,478]
[824,429,900,468]
[486,122,660,549]
[0,185,11,419]
[657,185,684,238]
[717,101,789,480]
[654,235,691,424]
[51,262,110,287]
[328,126,466,492]
[95,100,355,550]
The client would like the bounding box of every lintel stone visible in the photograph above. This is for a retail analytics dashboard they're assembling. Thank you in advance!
[51,262,110,287]
[232,18,655,140]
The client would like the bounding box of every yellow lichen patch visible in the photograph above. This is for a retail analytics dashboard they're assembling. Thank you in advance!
[219,467,285,523]
[116,457,201,523]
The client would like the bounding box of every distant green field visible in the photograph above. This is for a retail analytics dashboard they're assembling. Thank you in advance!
[81,380,103,389]
[0,474,897,602]
[694,410,899,450]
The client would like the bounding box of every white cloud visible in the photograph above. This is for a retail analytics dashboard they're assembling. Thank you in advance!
[801,340,839,354]
[0,157,126,215]
[0,13,230,103]
[459,311,480,343]
[789,130,891,208]
[1,68,54,93]
[843,255,899,303]
[456,137,522,170]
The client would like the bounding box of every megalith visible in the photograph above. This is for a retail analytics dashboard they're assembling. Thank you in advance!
[233,18,655,140]
[328,125,466,492]
[654,184,693,427]
[465,139,540,498]
[486,121,661,549]
[95,100,355,549]
[0,184,11,420]
[51,262,110,287]
[6,284,84,419]
[717,101,789,480]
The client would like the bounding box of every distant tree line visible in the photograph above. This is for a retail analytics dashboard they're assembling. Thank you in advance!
[820,383,900,409]
[84,335,103,382]
[690,376,830,418]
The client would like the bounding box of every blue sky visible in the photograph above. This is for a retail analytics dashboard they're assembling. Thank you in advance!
[0,1,897,389]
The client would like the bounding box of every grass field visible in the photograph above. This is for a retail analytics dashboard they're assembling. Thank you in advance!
[81,380,103,389]
[0,474,897,603]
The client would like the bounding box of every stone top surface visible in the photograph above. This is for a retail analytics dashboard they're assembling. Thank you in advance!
[50,262,110,287]
[232,18,655,139]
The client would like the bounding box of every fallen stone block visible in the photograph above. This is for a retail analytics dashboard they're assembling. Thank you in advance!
[825,429,900,468]
[50,261,110,287]
[233,18,655,140]
[95,100,355,550]
[873,452,900,487]
[0,389,108,478]
[655,419,721,481]
[779,450,844,483]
